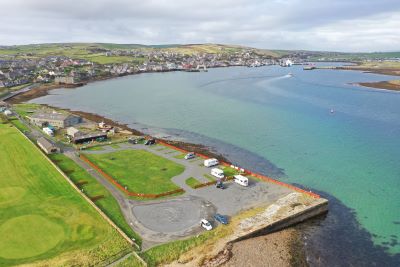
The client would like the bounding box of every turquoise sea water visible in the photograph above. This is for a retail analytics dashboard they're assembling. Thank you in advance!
[31,65,400,262]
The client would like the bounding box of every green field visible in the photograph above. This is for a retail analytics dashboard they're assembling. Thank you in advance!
[83,149,184,195]
[185,177,202,188]
[115,253,146,267]
[9,118,30,133]
[49,153,142,246]
[0,124,130,266]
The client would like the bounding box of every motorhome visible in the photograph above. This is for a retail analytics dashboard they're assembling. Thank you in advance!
[234,175,249,187]
[43,127,54,137]
[204,158,219,167]
[211,168,224,179]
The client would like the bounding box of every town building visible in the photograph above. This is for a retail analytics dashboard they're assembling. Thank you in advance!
[54,76,75,84]
[28,111,81,128]
[66,127,81,137]
[37,137,60,154]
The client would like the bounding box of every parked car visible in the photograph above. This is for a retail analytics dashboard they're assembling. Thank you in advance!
[200,219,213,230]
[184,152,195,160]
[128,138,138,144]
[144,139,156,145]
[214,214,228,225]
[216,180,225,189]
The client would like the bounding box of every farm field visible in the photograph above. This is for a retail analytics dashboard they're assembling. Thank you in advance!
[83,149,184,195]
[0,123,130,266]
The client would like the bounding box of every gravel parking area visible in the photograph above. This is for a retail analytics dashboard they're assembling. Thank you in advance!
[81,143,294,246]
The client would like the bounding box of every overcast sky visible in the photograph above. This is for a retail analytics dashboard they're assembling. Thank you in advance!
[1,0,399,52]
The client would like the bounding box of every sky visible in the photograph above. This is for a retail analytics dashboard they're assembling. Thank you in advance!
[0,0,399,52]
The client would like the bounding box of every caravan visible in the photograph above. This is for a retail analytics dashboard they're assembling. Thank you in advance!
[234,175,249,187]
[204,158,219,167]
[211,168,224,179]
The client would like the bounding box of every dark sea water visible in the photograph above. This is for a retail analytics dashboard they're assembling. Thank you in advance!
[31,64,400,265]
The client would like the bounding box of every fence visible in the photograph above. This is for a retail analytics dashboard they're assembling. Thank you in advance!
[158,141,320,198]
[79,154,185,198]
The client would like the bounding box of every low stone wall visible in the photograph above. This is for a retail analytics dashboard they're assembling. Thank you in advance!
[230,194,328,243]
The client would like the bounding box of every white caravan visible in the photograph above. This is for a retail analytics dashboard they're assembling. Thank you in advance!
[211,168,224,179]
[234,175,249,187]
[204,158,219,167]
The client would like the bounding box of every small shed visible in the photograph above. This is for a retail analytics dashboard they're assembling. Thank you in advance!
[37,137,60,154]
[67,127,81,137]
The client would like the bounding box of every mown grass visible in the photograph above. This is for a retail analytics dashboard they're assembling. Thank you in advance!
[12,103,41,117]
[84,149,184,195]
[86,145,105,151]
[0,123,130,266]
[173,153,186,159]
[204,174,216,182]
[115,253,146,267]
[9,118,30,133]
[220,166,240,177]
[185,177,202,188]
[48,153,142,246]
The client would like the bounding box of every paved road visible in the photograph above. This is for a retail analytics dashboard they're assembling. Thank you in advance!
[0,83,38,101]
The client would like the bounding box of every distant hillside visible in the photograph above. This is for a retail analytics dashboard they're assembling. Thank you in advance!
[0,43,290,59]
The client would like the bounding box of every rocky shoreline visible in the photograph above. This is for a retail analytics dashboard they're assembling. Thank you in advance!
[335,65,400,92]
[358,81,400,92]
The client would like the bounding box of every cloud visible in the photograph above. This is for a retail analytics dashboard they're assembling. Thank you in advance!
[0,0,399,51]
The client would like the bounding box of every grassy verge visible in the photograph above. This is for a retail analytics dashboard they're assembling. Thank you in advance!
[86,146,105,151]
[115,253,146,267]
[140,205,266,266]
[48,153,142,246]
[173,153,186,159]
[12,103,41,117]
[9,118,30,133]
[204,174,216,182]
[220,166,240,177]
[185,177,202,188]
[111,144,120,149]
[83,149,184,195]
[0,123,130,266]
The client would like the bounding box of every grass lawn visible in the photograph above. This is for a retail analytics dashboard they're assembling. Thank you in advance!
[111,144,120,149]
[173,153,186,159]
[12,103,41,117]
[9,118,30,133]
[185,177,202,188]
[220,166,240,177]
[204,174,216,182]
[83,149,184,195]
[115,253,146,267]
[86,146,105,151]
[0,124,130,266]
[49,153,141,246]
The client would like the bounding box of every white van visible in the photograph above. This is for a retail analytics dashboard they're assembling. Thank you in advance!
[204,158,219,167]
[211,168,224,179]
[43,127,54,137]
[234,175,249,187]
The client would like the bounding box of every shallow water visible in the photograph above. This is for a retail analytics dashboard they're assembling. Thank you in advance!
[31,64,400,264]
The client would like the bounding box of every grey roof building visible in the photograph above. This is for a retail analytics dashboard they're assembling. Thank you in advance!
[37,137,60,154]
[28,111,81,128]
